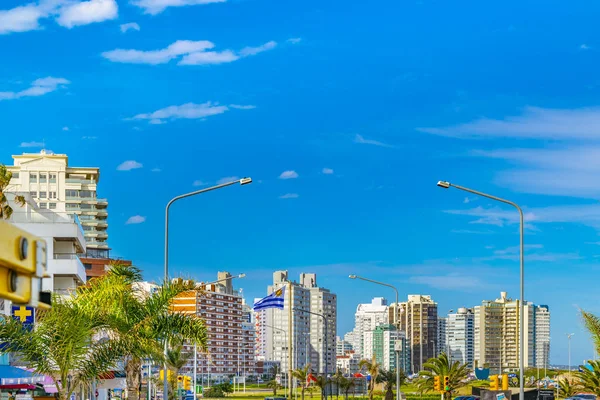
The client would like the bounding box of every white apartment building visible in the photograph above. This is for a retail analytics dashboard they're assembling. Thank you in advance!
[446,308,474,368]
[7,151,109,258]
[474,292,550,372]
[7,193,87,295]
[362,324,409,372]
[437,317,447,357]
[336,351,360,374]
[256,271,336,378]
[352,297,389,358]
[336,336,353,356]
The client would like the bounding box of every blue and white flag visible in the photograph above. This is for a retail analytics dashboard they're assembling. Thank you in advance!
[253,286,285,311]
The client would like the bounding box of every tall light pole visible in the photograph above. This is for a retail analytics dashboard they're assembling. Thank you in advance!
[567,333,575,376]
[194,274,246,395]
[163,177,252,400]
[437,180,525,400]
[349,275,402,400]
[294,308,329,400]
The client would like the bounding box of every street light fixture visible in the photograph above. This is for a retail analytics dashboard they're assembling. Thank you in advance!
[163,177,252,400]
[348,275,402,400]
[567,333,575,376]
[437,180,525,400]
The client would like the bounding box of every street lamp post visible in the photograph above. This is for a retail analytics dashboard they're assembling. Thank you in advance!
[163,177,252,400]
[567,333,575,376]
[437,180,525,400]
[349,275,402,400]
[294,308,329,400]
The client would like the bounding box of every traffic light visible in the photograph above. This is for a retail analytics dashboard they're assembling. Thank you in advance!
[0,221,50,309]
[490,375,499,390]
[159,370,173,380]
[177,375,184,388]
[184,376,192,391]
[443,376,450,392]
[502,374,508,391]
[434,376,441,391]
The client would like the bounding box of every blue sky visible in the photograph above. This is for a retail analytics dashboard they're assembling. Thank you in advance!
[3,0,600,366]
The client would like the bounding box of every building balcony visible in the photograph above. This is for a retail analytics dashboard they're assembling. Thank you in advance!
[66,178,97,185]
[51,254,87,284]
[86,239,109,248]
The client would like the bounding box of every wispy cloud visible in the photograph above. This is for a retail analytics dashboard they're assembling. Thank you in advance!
[278,170,298,179]
[20,141,44,148]
[120,22,140,33]
[354,134,394,148]
[131,0,225,15]
[287,37,302,44]
[217,176,239,184]
[102,39,277,66]
[130,101,253,124]
[279,193,299,199]
[151,168,161,172]
[117,160,143,171]
[450,229,495,235]
[126,215,146,224]
[229,104,256,110]
[82,135,97,140]
[463,197,477,204]
[0,77,70,100]
[322,168,334,175]
[0,0,118,34]
[62,126,69,131]
[192,180,207,186]
[417,106,600,140]
[580,44,591,50]
[409,274,485,290]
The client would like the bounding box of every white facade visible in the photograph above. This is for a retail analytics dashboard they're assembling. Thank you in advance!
[7,194,87,294]
[336,351,360,374]
[7,151,109,258]
[534,305,550,368]
[352,297,389,357]
[336,336,353,355]
[446,308,474,368]
[437,317,447,357]
[362,324,409,372]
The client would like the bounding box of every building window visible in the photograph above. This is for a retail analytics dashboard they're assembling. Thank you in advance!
[39,173,47,183]
[29,173,37,183]
[49,192,57,199]
[39,203,47,209]
[84,263,92,270]
[49,173,57,183]
[49,203,57,209]
[66,190,78,197]
[11,172,19,179]
[39,191,47,198]
[30,191,37,198]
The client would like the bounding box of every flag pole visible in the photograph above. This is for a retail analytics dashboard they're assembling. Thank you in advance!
[288,280,293,400]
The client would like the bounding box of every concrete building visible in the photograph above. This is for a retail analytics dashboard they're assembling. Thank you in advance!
[170,273,254,382]
[336,351,360,374]
[7,150,109,257]
[446,308,475,368]
[398,295,438,374]
[474,292,550,372]
[255,271,336,379]
[437,317,447,358]
[336,336,353,356]
[352,297,389,358]
[362,324,409,372]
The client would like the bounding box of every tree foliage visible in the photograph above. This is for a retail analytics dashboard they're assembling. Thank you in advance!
[573,360,600,396]
[359,356,381,400]
[415,353,471,400]
[292,364,312,400]
[0,164,25,220]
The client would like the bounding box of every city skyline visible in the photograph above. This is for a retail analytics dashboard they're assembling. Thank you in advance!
[3,0,600,369]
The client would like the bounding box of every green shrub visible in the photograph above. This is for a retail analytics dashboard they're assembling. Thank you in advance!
[203,387,225,398]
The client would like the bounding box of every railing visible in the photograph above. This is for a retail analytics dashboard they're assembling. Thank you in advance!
[10,211,81,225]
[65,179,96,184]
[53,253,82,260]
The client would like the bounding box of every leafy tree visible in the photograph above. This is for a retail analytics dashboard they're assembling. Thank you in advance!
[338,377,356,400]
[203,386,225,398]
[292,364,312,400]
[0,295,125,400]
[266,379,281,396]
[314,375,330,400]
[166,342,192,400]
[217,382,233,395]
[332,369,345,399]
[359,356,381,400]
[415,353,471,400]
[582,311,600,357]
[557,378,581,398]
[377,369,406,400]
[0,164,25,219]
[573,360,600,396]
[76,264,208,400]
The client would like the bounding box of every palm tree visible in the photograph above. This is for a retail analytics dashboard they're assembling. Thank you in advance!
[166,342,192,400]
[415,352,471,400]
[377,369,406,400]
[266,379,281,396]
[573,360,600,396]
[314,375,329,399]
[338,376,356,400]
[359,356,381,400]
[76,264,208,400]
[292,364,311,400]
[582,310,600,356]
[557,378,581,398]
[0,294,125,400]
[332,370,344,399]
[0,164,24,219]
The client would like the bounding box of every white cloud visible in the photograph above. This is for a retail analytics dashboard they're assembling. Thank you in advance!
[131,102,230,124]
[0,0,118,34]
[131,0,226,15]
[354,134,393,148]
[20,141,44,148]
[117,160,143,171]
[62,126,69,131]
[279,193,299,199]
[120,22,140,33]
[287,37,302,44]
[82,135,97,139]
[151,168,161,172]
[322,168,334,174]
[239,41,277,57]
[279,170,298,179]
[409,274,484,290]
[581,44,590,50]
[102,39,276,66]
[56,0,117,28]
[0,77,70,101]
[126,215,146,224]
[192,180,207,186]
[216,176,239,184]
[417,106,600,140]
[229,104,256,110]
